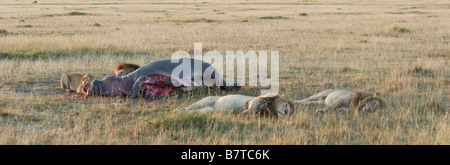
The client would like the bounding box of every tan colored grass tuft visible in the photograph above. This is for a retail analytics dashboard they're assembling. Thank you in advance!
[340,66,352,72]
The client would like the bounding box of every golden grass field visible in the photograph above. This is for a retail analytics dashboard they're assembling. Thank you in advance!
[0,0,448,144]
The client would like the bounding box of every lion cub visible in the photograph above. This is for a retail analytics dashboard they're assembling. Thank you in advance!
[60,73,93,93]
[181,94,295,118]
[115,63,140,77]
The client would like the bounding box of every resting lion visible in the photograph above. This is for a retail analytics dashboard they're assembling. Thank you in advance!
[181,94,295,118]
[60,73,93,93]
[115,63,140,77]
[295,89,387,112]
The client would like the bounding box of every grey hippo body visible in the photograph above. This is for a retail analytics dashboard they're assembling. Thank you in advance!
[87,58,239,98]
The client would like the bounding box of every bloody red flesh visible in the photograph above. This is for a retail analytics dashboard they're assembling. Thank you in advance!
[139,75,181,98]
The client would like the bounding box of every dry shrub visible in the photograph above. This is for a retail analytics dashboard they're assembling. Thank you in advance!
[425,49,448,58]
[340,66,352,72]
[406,65,435,77]
[0,29,8,36]
[92,23,101,27]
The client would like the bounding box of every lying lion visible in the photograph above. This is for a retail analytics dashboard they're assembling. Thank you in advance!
[181,94,295,118]
[115,63,140,77]
[60,73,93,93]
[295,89,387,112]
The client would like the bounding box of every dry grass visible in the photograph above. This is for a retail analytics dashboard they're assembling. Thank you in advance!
[0,0,448,145]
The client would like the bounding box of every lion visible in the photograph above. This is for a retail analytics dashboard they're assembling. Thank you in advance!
[180,94,295,118]
[115,63,140,77]
[60,73,93,94]
[295,89,387,112]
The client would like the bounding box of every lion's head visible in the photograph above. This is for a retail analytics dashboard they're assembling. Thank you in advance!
[356,92,387,112]
[115,63,140,77]
[77,74,93,94]
[242,94,295,118]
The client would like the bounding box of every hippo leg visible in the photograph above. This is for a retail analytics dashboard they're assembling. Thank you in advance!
[220,82,241,91]
[131,77,144,98]
[145,92,156,100]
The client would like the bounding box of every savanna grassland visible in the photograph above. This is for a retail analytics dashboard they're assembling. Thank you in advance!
[0,0,448,144]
